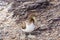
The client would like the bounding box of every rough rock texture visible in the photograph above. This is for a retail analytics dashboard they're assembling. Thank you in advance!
[0,0,60,40]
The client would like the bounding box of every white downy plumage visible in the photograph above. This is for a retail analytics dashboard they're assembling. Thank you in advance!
[21,21,35,32]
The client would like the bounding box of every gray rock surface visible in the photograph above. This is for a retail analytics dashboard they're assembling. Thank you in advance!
[0,0,60,40]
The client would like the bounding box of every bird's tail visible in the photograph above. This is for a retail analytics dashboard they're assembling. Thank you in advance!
[29,15,36,23]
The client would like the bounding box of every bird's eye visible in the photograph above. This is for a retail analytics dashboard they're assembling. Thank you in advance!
[22,22,26,29]
[22,26,26,29]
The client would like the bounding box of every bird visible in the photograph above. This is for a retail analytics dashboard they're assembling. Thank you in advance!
[21,15,37,33]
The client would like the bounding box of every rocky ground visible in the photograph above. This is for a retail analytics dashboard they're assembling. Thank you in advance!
[0,0,60,40]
